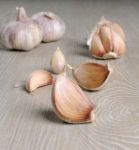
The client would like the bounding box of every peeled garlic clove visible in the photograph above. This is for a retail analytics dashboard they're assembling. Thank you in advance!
[90,33,106,57]
[112,30,126,56]
[32,11,65,42]
[71,62,112,91]
[0,7,43,51]
[50,47,66,74]
[52,74,95,123]
[87,17,126,59]
[26,69,53,92]
[99,26,112,52]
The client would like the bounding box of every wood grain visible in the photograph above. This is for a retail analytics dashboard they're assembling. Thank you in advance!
[0,0,139,149]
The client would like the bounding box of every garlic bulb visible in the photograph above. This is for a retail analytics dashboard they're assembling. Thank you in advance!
[26,69,53,92]
[52,74,95,123]
[87,17,126,59]
[32,11,65,42]
[50,47,66,74]
[0,7,43,51]
[67,62,112,91]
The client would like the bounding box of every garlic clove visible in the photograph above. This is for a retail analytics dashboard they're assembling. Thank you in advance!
[111,23,125,40]
[90,33,106,57]
[26,69,53,92]
[70,62,112,91]
[50,47,66,74]
[99,26,112,52]
[112,30,126,56]
[52,74,95,123]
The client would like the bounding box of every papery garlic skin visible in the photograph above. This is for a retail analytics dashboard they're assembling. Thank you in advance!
[72,62,112,91]
[0,7,43,51]
[50,47,66,74]
[87,17,126,59]
[52,74,95,124]
[32,12,65,42]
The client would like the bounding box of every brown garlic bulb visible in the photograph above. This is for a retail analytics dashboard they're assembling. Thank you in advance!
[87,17,126,59]
[52,73,95,124]
[0,7,43,51]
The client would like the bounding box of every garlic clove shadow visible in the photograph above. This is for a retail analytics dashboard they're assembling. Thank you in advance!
[52,74,95,124]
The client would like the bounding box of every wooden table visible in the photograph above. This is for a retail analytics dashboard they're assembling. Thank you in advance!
[0,0,139,149]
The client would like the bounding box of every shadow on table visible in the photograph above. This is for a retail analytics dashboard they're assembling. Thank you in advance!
[69,38,93,59]
[37,109,63,124]
[77,42,90,58]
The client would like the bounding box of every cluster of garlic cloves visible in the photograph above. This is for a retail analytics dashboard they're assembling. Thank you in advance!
[50,47,66,74]
[0,7,43,51]
[52,73,95,123]
[87,17,126,59]
[0,6,66,51]
[32,11,65,42]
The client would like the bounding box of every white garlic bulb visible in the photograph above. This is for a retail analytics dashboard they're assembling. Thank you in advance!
[0,7,43,51]
[87,17,126,59]
[32,11,65,42]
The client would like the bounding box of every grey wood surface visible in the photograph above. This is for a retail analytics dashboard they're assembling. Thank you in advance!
[0,0,139,149]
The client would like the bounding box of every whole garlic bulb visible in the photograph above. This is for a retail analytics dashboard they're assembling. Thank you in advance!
[87,17,126,59]
[32,11,65,42]
[0,7,43,51]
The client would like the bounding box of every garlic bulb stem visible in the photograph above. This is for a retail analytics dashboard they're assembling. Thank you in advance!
[16,6,29,21]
